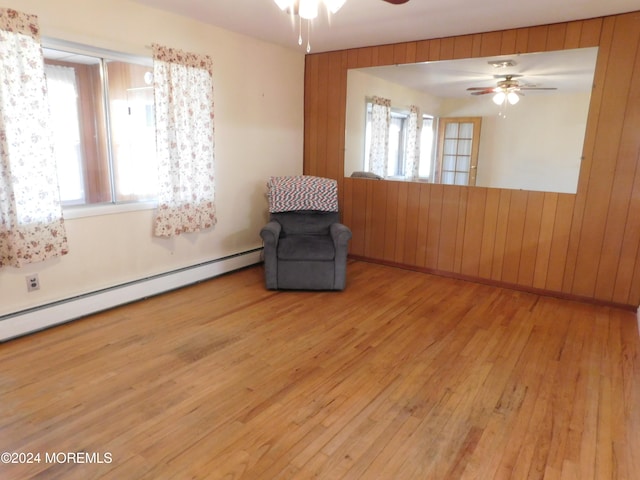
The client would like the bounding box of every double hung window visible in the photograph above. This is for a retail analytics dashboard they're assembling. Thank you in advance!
[43,45,157,207]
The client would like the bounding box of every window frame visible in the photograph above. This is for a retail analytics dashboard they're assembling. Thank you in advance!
[42,38,157,217]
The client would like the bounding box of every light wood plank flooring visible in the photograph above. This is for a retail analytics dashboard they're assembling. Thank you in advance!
[1,261,639,479]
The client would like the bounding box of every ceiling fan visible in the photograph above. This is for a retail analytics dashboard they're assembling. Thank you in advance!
[467,75,557,104]
[275,0,410,51]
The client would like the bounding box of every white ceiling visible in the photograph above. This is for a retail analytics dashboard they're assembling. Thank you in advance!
[356,47,599,98]
[132,0,639,54]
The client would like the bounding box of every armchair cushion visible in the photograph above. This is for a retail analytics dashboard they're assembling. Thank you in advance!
[273,211,339,236]
[277,235,336,261]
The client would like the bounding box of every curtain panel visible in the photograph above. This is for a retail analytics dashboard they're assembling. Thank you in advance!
[0,8,69,267]
[152,44,217,237]
[404,105,420,180]
[368,96,391,178]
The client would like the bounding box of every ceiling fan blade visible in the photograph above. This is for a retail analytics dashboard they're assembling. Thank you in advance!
[519,87,558,90]
[470,89,495,96]
[381,0,410,4]
[493,74,522,79]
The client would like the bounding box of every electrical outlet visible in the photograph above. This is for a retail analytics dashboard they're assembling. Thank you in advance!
[26,274,40,292]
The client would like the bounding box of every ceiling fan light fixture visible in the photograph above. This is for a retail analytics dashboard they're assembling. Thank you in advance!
[298,0,319,19]
[274,0,348,51]
[325,0,347,13]
[507,91,520,105]
[488,59,517,68]
[274,0,343,18]
[274,0,293,11]
[492,91,506,105]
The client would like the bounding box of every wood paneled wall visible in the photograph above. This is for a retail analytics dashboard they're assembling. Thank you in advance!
[304,11,640,308]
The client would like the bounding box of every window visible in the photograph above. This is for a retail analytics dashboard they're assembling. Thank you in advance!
[387,110,408,177]
[364,102,435,180]
[364,103,410,178]
[43,45,157,207]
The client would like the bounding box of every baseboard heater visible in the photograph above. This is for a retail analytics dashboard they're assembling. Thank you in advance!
[0,248,263,342]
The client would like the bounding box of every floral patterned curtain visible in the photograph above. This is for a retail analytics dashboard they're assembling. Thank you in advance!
[404,105,420,180]
[368,96,391,178]
[0,8,69,267]
[152,44,216,237]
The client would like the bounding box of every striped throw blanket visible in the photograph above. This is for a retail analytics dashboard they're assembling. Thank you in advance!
[267,176,338,213]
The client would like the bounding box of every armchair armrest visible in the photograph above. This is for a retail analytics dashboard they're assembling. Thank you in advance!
[260,221,281,290]
[330,223,352,291]
[260,221,281,248]
[330,223,352,248]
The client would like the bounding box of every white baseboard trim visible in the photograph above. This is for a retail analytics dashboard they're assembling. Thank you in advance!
[0,249,263,342]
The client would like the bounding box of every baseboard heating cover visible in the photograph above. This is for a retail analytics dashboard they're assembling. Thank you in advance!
[0,248,263,342]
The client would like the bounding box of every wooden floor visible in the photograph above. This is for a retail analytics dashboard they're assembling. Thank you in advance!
[1,261,639,479]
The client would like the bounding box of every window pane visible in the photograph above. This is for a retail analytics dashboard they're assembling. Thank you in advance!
[455,173,469,185]
[457,139,472,156]
[45,64,85,204]
[45,51,111,205]
[443,155,456,171]
[444,139,457,155]
[106,61,158,202]
[419,116,434,178]
[445,122,458,137]
[457,156,471,172]
[459,122,474,138]
[442,171,455,184]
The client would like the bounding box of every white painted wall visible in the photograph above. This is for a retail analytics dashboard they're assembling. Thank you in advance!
[0,0,304,316]
[441,93,590,193]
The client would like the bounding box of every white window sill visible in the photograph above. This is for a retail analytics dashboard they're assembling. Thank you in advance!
[385,176,432,183]
[63,201,157,220]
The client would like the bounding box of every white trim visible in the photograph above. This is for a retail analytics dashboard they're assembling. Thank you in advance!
[42,37,152,66]
[0,250,262,342]
[63,200,157,220]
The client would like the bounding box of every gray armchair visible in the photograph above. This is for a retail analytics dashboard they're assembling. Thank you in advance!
[260,176,352,291]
